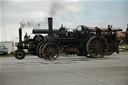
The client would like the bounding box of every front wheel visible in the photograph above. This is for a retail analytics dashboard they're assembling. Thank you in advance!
[14,49,25,60]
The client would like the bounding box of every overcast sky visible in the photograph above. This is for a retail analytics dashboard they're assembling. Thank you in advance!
[0,0,128,41]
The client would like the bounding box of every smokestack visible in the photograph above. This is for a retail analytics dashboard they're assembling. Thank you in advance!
[19,28,22,43]
[48,17,53,36]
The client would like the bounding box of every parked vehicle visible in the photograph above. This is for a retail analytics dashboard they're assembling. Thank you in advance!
[0,44,8,55]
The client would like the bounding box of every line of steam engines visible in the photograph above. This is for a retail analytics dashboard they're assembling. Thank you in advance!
[14,17,122,60]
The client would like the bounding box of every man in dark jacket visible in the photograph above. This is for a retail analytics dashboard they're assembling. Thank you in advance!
[95,26,102,36]
[107,25,112,43]
[107,25,112,36]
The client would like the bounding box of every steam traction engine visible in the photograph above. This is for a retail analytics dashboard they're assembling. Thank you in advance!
[14,18,122,60]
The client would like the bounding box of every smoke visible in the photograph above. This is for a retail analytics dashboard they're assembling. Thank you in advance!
[49,1,64,17]
[20,0,81,29]
[20,18,48,29]
[20,0,64,29]
[48,0,81,21]
[20,20,40,29]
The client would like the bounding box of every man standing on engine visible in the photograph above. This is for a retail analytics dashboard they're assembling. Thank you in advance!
[95,26,102,36]
[107,25,112,43]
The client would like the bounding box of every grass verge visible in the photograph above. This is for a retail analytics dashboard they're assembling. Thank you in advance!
[0,54,33,57]
[119,44,128,52]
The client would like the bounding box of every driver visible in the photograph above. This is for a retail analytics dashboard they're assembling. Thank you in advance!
[24,32,30,42]
[59,24,67,37]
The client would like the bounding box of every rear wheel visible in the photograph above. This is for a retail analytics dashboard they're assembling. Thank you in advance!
[42,43,59,60]
[86,36,108,58]
[14,49,25,60]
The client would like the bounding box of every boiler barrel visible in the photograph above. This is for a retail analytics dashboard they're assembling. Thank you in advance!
[32,29,59,34]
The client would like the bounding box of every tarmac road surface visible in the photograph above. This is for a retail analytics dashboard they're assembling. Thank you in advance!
[0,52,128,85]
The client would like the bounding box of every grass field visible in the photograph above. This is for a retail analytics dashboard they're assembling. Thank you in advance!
[0,54,33,57]
[120,44,128,48]
[0,54,13,57]
[119,44,128,52]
